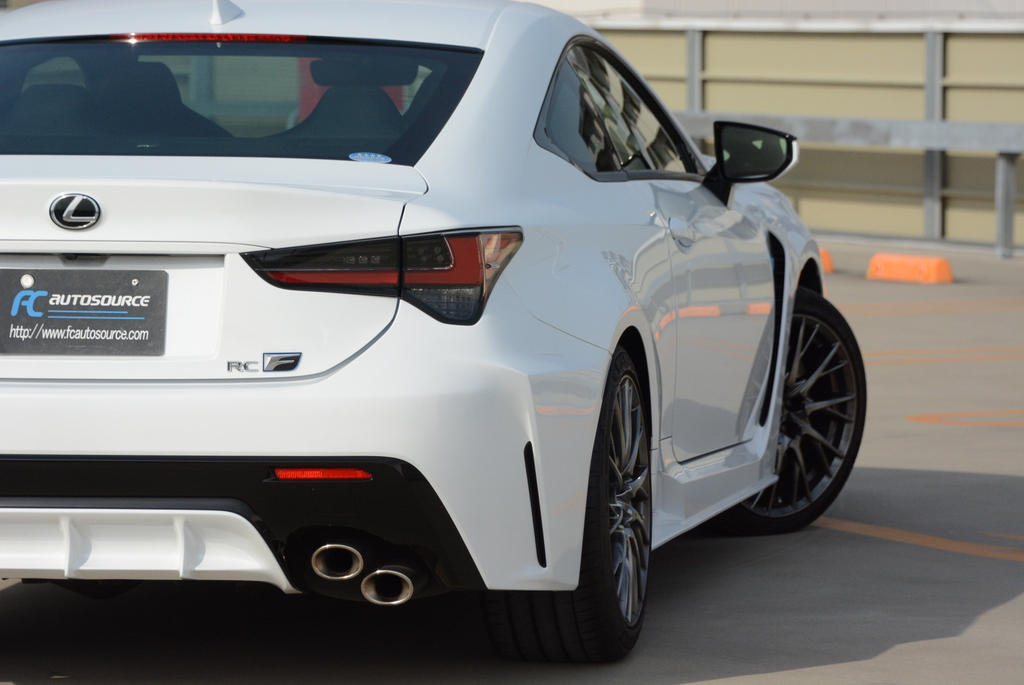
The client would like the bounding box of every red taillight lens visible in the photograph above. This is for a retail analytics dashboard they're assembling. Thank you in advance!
[242,238,400,296]
[110,34,308,43]
[241,229,522,324]
[274,468,372,481]
[403,231,522,324]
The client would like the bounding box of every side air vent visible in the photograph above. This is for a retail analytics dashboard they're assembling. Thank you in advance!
[758,234,787,427]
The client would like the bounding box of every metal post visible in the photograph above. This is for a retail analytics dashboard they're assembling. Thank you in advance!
[995,152,1018,259]
[923,32,945,241]
[686,29,703,113]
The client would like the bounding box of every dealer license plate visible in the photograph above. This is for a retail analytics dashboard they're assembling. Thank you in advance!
[0,269,168,356]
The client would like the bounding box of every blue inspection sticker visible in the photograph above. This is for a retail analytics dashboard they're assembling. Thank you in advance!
[349,152,392,164]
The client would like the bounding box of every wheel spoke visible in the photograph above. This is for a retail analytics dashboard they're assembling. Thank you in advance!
[819,359,849,378]
[790,458,800,508]
[792,440,812,499]
[624,404,643,475]
[786,319,807,386]
[799,420,845,459]
[620,466,649,502]
[749,485,769,511]
[789,341,839,398]
[823,407,854,423]
[611,399,626,475]
[618,383,633,471]
[805,394,855,414]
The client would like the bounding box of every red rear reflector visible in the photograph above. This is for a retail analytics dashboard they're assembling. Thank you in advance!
[274,468,372,481]
[111,33,308,43]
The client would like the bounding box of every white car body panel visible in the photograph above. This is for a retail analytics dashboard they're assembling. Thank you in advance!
[0,0,826,594]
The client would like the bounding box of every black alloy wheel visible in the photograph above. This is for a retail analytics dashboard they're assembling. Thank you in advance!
[484,347,652,661]
[713,287,866,535]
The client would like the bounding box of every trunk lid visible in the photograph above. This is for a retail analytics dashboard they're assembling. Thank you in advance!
[0,156,425,381]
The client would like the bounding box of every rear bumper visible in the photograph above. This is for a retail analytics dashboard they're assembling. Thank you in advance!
[0,290,610,591]
[0,457,483,592]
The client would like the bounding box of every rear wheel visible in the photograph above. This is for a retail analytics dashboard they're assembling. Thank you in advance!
[484,348,652,661]
[713,287,866,535]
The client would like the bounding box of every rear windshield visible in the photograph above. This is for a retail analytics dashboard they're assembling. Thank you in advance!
[0,37,481,165]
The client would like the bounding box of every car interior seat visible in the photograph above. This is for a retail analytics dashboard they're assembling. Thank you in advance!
[96,61,230,138]
[278,54,418,141]
[0,84,96,136]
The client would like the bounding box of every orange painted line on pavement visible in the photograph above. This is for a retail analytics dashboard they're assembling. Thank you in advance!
[905,410,1024,427]
[839,298,1024,317]
[840,298,1024,310]
[983,532,1024,542]
[864,346,1024,357]
[814,517,1024,562]
[865,354,1024,366]
[843,306,1024,317]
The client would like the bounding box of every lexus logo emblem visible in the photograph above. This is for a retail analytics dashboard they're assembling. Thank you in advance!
[50,194,101,230]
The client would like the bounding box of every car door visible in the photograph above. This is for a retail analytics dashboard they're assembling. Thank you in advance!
[532,48,678,444]
[565,44,775,463]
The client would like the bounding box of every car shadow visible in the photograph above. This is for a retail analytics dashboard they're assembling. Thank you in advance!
[0,466,1021,684]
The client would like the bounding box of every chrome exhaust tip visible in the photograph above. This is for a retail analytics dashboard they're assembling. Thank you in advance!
[311,544,364,581]
[360,564,423,606]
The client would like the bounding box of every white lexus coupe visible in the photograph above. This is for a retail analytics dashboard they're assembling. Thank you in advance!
[0,0,866,661]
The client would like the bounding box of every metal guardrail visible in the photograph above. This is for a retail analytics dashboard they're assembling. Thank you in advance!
[676,111,1023,258]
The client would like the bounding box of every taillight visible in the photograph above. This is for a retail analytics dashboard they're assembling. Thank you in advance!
[242,238,400,296]
[403,231,522,324]
[241,229,522,325]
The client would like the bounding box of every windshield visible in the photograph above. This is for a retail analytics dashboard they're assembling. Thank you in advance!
[0,37,481,165]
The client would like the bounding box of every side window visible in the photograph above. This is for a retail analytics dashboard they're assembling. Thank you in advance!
[541,59,619,174]
[567,45,689,174]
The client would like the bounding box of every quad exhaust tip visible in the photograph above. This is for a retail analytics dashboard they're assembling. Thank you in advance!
[360,565,422,606]
[311,544,364,581]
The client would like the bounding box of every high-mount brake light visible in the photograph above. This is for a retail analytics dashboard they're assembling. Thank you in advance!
[241,229,522,325]
[110,33,308,43]
[274,468,372,481]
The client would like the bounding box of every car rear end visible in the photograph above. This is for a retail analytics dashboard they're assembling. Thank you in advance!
[0,16,561,604]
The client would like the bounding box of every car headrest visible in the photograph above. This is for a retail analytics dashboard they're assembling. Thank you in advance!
[132,62,183,106]
[310,56,420,87]
[0,84,93,135]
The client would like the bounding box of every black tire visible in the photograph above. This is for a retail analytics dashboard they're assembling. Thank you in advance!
[484,347,652,662]
[711,286,866,535]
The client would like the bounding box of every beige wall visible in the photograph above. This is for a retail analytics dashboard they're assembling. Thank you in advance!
[602,28,1024,246]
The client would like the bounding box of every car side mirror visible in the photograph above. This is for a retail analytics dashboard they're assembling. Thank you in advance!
[703,121,798,204]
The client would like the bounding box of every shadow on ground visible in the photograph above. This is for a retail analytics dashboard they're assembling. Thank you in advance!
[1,467,1021,685]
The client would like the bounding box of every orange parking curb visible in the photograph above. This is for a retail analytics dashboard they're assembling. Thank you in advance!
[866,253,954,284]
[820,248,834,274]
